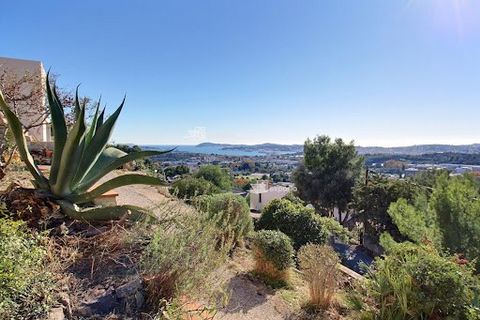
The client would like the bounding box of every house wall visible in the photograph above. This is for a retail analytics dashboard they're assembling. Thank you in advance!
[249,185,290,211]
[0,57,51,143]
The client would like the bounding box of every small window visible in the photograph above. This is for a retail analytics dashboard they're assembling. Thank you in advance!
[258,193,262,203]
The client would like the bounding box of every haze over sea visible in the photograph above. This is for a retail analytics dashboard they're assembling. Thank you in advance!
[142,145,297,156]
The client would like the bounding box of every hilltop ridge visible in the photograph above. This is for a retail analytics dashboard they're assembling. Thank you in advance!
[196,142,480,155]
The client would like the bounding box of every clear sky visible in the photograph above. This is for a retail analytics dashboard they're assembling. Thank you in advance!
[2,0,480,146]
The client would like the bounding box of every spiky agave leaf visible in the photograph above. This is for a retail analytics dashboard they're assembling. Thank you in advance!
[73,147,174,193]
[57,200,156,222]
[0,89,49,189]
[73,99,125,185]
[96,107,105,131]
[46,74,67,186]
[68,99,101,190]
[73,86,82,122]
[84,98,101,146]
[50,100,87,196]
[69,174,166,204]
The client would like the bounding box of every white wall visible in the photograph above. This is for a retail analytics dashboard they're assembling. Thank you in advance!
[249,184,290,211]
[0,57,51,142]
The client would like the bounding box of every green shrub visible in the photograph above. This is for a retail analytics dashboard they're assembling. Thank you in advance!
[388,174,480,271]
[467,305,480,320]
[141,211,227,304]
[194,165,232,191]
[194,193,253,247]
[362,234,479,319]
[170,177,219,201]
[252,230,294,283]
[0,218,53,319]
[164,165,190,178]
[257,198,348,249]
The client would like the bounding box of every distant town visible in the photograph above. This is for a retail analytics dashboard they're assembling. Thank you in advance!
[145,142,480,184]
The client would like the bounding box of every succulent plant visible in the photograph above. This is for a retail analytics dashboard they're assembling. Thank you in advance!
[0,74,171,221]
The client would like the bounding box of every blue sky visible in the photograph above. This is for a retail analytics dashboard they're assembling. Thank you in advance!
[2,0,480,146]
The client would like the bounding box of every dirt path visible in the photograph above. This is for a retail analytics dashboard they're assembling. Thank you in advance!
[215,275,291,320]
[101,171,166,206]
[102,171,195,218]
[214,250,299,320]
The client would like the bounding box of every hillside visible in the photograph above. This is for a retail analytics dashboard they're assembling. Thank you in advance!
[197,142,480,155]
[356,144,480,155]
[196,142,303,153]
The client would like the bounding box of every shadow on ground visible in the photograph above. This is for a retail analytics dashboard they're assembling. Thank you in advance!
[332,242,374,274]
[222,273,270,314]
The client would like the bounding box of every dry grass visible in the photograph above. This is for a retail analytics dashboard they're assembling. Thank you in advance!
[298,244,340,310]
[253,247,290,285]
[43,221,153,314]
[0,167,34,191]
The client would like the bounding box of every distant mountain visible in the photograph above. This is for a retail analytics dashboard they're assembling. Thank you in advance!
[196,142,480,155]
[356,144,480,155]
[196,142,303,153]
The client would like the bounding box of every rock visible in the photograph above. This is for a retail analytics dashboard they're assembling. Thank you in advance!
[47,307,65,320]
[78,288,119,316]
[134,291,145,309]
[75,306,93,318]
[116,278,143,299]
[116,277,145,312]
[82,225,109,237]
[58,292,72,318]
[73,278,145,317]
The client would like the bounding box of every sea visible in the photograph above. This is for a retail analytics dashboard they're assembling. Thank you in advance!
[141,145,294,156]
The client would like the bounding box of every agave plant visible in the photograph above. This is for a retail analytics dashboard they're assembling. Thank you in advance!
[0,74,171,221]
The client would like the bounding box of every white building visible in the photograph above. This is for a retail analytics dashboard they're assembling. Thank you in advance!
[0,57,52,143]
[454,166,473,175]
[249,173,270,180]
[249,181,292,212]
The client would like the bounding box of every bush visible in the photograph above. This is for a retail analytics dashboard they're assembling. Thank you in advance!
[0,218,53,319]
[298,244,340,309]
[362,235,479,319]
[194,193,253,248]
[252,230,294,283]
[164,165,190,178]
[388,174,480,271]
[257,198,348,250]
[194,165,232,191]
[141,211,227,304]
[170,177,219,201]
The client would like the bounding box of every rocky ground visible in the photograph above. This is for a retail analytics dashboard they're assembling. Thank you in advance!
[214,249,298,320]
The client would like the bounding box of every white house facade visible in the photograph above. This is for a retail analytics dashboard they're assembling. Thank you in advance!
[249,181,292,212]
[0,56,52,143]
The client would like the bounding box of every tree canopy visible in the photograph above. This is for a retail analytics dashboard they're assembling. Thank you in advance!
[388,173,480,270]
[293,135,363,216]
[194,165,232,191]
[353,173,420,240]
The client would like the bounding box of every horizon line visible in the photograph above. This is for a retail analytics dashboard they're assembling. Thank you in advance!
[115,141,480,148]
